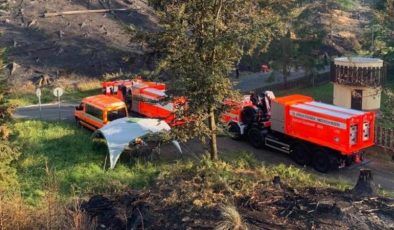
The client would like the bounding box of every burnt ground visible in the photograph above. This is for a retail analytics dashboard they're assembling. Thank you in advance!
[0,0,156,81]
[80,170,394,230]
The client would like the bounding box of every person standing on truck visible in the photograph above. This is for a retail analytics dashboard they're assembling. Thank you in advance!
[250,92,259,106]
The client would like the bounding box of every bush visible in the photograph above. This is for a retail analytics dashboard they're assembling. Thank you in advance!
[0,142,21,192]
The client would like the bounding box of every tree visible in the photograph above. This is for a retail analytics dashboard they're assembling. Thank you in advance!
[268,30,296,88]
[0,50,20,193]
[147,0,279,159]
[267,0,354,87]
[369,0,394,66]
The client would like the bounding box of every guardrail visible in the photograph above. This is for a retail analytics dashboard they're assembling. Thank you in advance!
[375,126,394,150]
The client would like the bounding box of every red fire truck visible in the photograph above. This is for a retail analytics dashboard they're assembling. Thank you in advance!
[221,92,375,172]
[101,78,186,126]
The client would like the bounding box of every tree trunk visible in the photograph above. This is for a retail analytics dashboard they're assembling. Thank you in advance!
[283,65,288,88]
[208,108,218,160]
[353,169,377,198]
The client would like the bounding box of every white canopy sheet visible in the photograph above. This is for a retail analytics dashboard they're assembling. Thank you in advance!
[95,117,175,169]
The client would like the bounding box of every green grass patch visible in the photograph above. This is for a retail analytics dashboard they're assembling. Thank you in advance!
[11,119,388,207]
[275,82,334,103]
[11,120,160,205]
[192,153,352,193]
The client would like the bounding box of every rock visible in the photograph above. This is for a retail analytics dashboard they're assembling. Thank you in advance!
[193,199,203,208]
[8,62,20,75]
[58,30,65,39]
[182,216,191,222]
[28,19,37,27]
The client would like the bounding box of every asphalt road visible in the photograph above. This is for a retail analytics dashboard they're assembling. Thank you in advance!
[14,103,394,191]
[13,102,77,122]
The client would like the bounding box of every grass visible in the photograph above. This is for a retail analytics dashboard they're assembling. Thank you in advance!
[275,82,334,103]
[8,119,358,207]
[197,152,352,192]
[7,79,101,107]
[11,120,160,205]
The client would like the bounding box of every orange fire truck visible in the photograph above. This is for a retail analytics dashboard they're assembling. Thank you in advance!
[74,95,128,130]
[101,78,185,126]
[221,92,375,172]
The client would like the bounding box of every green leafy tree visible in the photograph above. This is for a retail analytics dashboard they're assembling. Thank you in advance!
[0,50,20,193]
[369,0,394,66]
[268,0,354,87]
[147,0,279,159]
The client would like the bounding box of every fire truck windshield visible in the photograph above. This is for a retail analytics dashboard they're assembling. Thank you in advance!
[107,107,127,121]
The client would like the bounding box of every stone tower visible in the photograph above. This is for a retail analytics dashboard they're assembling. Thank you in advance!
[331,57,386,111]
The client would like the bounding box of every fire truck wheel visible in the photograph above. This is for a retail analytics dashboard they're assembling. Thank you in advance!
[75,117,82,128]
[292,143,311,166]
[248,127,264,148]
[312,149,331,173]
[241,107,256,124]
[228,123,242,140]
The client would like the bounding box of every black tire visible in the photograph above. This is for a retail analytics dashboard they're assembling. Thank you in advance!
[228,123,242,140]
[241,106,256,124]
[248,127,264,148]
[312,149,331,173]
[75,117,82,128]
[292,143,311,166]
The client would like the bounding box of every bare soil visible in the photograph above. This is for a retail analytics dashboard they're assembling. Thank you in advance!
[0,0,157,82]
[80,171,394,230]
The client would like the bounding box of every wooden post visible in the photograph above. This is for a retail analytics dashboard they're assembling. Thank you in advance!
[353,169,376,198]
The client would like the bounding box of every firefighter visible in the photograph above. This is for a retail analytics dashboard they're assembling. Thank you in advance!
[250,91,259,106]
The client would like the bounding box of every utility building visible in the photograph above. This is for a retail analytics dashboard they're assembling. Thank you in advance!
[331,57,386,111]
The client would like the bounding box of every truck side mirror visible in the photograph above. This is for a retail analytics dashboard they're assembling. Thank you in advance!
[75,104,83,111]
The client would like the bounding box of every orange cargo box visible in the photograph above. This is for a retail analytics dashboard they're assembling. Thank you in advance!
[271,95,375,155]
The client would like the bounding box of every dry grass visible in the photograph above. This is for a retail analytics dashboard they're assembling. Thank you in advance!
[65,198,97,230]
[0,193,96,230]
[0,193,34,229]
[0,169,96,230]
[215,205,248,230]
[75,79,101,92]
[337,31,357,38]
[8,80,36,95]
[55,76,101,92]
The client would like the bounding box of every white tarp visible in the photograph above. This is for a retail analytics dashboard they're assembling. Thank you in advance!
[94,117,176,169]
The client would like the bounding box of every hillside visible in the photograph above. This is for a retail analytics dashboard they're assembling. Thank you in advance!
[0,0,375,83]
[0,0,156,82]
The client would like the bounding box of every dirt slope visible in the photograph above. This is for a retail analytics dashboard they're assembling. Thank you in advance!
[0,0,156,80]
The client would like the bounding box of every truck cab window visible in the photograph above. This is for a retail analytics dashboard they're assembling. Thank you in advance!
[86,104,103,121]
[107,108,127,121]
